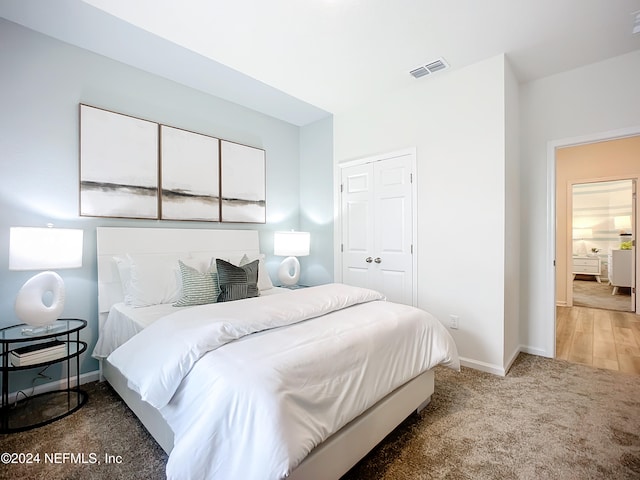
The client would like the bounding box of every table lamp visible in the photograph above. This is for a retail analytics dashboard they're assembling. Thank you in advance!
[274,231,310,286]
[572,227,592,256]
[614,215,632,234]
[9,226,83,331]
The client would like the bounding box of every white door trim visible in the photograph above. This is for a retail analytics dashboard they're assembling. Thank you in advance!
[335,147,418,305]
[545,125,640,358]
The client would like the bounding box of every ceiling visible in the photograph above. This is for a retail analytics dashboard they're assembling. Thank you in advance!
[2,0,640,125]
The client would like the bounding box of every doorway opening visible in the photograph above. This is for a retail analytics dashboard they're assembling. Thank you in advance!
[570,179,635,313]
[551,132,640,374]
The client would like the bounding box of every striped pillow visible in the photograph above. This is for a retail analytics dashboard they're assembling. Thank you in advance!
[173,260,220,307]
[216,258,259,302]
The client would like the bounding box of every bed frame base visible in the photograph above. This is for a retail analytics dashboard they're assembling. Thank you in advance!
[103,359,434,479]
[289,369,434,480]
[103,361,174,453]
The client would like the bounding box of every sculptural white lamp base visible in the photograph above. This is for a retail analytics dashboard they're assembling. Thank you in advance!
[9,226,83,332]
[277,256,301,286]
[274,231,310,287]
[15,271,66,330]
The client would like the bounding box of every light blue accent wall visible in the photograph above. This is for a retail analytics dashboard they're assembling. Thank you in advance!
[299,117,334,286]
[0,19,333,390]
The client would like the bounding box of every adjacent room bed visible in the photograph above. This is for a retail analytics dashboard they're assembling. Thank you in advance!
[93,227,459,480]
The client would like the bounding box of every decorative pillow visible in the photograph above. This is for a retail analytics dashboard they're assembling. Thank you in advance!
[185,253,222,274]
[117,254,184,307]
[173,261,220,307]
[113,255,133,300]
[240,253,274,291]
[216,258,259,302]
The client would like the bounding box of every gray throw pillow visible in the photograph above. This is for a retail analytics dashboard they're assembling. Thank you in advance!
[216,258,259,302]
[173,260,220,307]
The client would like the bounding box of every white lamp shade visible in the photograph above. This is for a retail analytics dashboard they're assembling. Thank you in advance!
[572,228,592,240]
[274,231,310,257]
[9,227,83,270]
[614,215,632,231]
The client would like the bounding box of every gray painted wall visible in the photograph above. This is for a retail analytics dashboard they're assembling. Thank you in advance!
[0,19,333,390]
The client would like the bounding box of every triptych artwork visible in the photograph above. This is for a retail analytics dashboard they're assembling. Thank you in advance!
[79,104,266,223]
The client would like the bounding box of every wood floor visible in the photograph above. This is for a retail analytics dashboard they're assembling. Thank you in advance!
[556,305,640,375]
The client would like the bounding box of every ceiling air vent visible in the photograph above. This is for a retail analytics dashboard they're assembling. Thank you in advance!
[409,66,430,79]
[409,57,449,79]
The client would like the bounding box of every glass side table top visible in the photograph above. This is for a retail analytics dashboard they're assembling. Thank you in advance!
[0,319,86,342]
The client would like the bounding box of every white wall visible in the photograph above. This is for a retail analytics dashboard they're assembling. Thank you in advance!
[334,55,511,373]
[520,50,640,356]
[504,57,521,368]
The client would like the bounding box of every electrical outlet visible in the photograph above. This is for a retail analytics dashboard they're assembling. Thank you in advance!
[449,315,459,329]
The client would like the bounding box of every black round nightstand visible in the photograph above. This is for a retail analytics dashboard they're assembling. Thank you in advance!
[0,318,88,433]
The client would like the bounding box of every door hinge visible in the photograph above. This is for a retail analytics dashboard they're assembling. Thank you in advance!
[340,183,344,193]
[341,243,344,252]
[411,244,413,254]
[410,173,413,184]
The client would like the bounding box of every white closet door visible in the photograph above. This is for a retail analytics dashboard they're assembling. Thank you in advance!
[341,152,414,305]
[341,163,375,290]
[374,157,413,304]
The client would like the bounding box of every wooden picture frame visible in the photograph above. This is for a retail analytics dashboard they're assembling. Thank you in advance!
[220,140,266,223]
[80,105,159,219]
[160,126,220,221]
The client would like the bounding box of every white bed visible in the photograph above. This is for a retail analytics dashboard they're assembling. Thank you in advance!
[94,227,458,480]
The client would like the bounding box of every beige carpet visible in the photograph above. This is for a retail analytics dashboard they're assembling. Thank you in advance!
[1,354,639,479]
[572,278,632,312]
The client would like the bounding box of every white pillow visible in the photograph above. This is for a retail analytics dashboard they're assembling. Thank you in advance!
[113,255,132,301]
[180,255,215,273]
[189,252,240,274]
[186,251,274,291]
[114,254,186,307]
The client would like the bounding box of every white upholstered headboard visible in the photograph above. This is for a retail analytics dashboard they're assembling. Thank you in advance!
[96,227,261,329]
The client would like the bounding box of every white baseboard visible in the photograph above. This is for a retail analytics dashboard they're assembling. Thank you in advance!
[8,370,100,405]
[460,345,552,377]
[504,346,521,374]
[459,356,507,376]
[519,345,551,358]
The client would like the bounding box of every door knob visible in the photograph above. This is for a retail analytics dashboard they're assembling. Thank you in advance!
[374,257,382,263]
[365,257,373,263]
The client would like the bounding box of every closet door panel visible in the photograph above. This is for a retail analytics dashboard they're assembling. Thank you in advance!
[341,152,414,305]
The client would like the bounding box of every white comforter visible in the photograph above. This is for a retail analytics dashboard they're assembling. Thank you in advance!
[107,283,459,480]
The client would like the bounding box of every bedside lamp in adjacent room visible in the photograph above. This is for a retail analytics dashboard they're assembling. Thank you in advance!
[614,215,632,234]
[614,215,633,248]
[572,227,592,256]
[274,231,310,286]
[9,226,84,331]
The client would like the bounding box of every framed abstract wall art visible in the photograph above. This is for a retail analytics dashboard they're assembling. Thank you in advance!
[80,104,159,219]
[160,126,220,221]
[220,140,266,223]
[79,104,267,223]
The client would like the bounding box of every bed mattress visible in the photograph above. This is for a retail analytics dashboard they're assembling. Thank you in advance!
[104,284,459,480]
[92,286,288,359]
